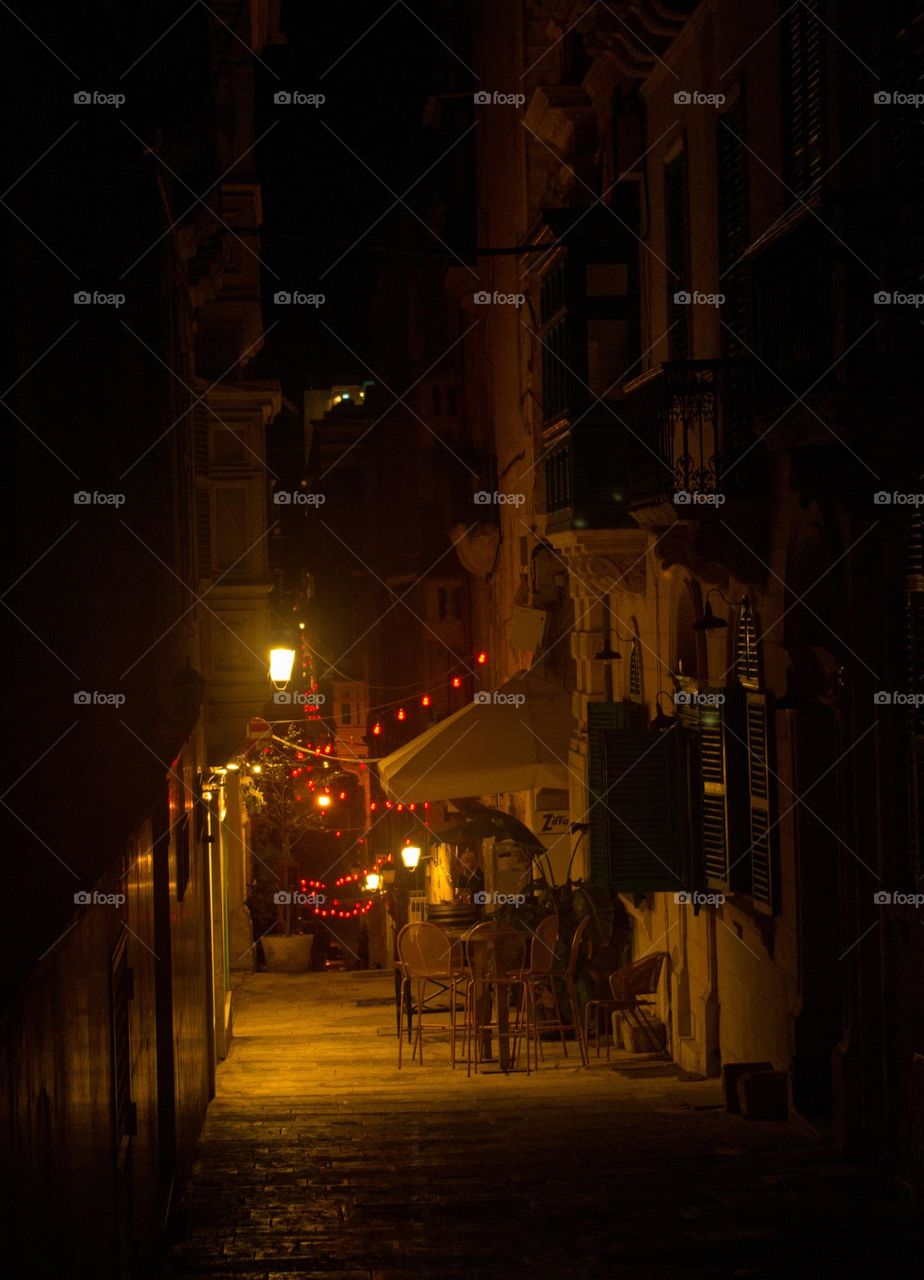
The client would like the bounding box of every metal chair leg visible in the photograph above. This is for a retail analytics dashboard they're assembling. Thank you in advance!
[548,978,569,1057]
[398,976,407,1069]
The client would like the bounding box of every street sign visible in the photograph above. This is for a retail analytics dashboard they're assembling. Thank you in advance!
[247,716,271,747]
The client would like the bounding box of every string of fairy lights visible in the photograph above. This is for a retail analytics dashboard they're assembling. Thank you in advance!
[367,649,489,736]
[241,633,490,920]
[294,852,398,920]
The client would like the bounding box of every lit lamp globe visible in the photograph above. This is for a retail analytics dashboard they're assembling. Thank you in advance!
[316,794,333,809]
[269,646,296,690]
[364,872,381,892]
[401,844,422,870]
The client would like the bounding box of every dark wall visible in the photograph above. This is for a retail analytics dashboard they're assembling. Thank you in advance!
[0,4,223,1272]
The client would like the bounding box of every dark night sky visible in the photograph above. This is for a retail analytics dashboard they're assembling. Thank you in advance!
[253,0,472,395]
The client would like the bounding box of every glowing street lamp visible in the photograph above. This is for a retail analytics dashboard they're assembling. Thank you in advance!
[269,645,296,690]
[364,871,381,892]
[316,793,333,809]
[401,844,421,870]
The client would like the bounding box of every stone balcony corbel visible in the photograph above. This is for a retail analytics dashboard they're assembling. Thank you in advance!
[524,84,599,185]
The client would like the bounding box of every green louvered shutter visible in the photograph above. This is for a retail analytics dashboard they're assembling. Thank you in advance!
[746,692,774,911]
[602,725,687,892]
[587,701,644,886]
[699,695,731,887]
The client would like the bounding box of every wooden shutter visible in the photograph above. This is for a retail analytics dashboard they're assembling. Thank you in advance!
[782,0,824,196]
[602,726,687,892]
[734,598,760,688]
[541,255,572,423]
[746,692,775,911]
[587,701,645,886]
[698,695,731,886]
[891,3,924,191]
[665,148,690,358]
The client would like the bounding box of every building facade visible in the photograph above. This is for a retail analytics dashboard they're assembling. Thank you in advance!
[0,3,282,1273]
[452,0,924,1161]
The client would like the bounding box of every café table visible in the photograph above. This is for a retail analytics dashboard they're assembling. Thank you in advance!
[394,918,529,1071]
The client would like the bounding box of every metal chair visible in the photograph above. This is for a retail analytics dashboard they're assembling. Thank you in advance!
[521,915,562,1065]
[396,922,468,1068]
[583,951,668,1060]
[463,922,529,1076]
[522,916,586,1064]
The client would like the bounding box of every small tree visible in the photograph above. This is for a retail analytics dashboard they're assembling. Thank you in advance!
[242,728,353,934]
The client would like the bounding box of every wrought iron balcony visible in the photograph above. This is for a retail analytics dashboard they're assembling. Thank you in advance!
[622,360,759,513]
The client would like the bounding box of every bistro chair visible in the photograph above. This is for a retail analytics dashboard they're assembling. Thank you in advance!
[520,915,563,1066]
[463,922,530,1076]
[522,914,592,1069]
[583,951,668,1060]
[396,922,468,1068]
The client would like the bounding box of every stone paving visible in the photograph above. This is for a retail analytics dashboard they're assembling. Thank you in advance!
[165,971,919,1279]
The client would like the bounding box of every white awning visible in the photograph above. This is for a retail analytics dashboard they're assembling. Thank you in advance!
[377,668,572,802]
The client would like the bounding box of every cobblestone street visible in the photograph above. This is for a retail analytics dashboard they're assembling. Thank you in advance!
[165,973,918,1280]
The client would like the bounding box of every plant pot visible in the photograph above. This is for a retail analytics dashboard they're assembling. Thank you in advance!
[262,935,314,973]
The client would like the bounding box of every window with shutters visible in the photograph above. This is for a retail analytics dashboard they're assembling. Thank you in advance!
[541,255,574,424]
[717,93,749,354]
[586,702,684,891]
[664,147,690,359]
[781,0,824,198]
[692,597,777,911]
[540,251,633,424]
[698,697,735,888]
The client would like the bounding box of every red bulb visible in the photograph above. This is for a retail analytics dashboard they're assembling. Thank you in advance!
[451,676,462,689]
[421,695,431,707]
[476,650,488,665]
[396,707,406,721]
[372,722,382,735]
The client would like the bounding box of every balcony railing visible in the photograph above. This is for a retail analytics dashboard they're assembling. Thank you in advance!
[622,360,758,508]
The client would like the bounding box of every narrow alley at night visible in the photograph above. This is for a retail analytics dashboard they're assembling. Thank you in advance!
[165,971,917,1278]
[1,2,923,1277]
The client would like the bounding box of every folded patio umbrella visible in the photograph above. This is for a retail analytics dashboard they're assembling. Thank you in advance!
[434,807,546,853]
[376,668,571,802]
